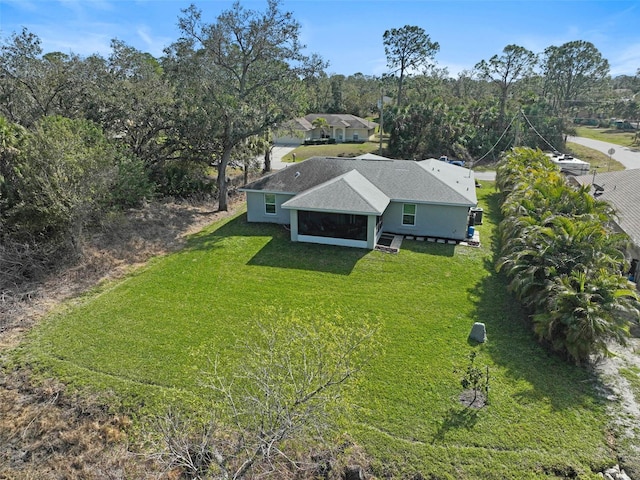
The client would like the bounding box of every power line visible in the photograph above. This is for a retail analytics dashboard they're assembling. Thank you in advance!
[474,109,560,164]
[475,110,519,163]
[520,109,560,152]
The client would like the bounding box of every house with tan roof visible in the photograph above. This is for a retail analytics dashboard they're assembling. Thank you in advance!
[240,155,478,249]
[574,169,640,287]
[273,114,378,145]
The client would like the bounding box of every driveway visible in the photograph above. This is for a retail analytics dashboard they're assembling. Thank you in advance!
[567,136,640,170]
[258,145,296,171]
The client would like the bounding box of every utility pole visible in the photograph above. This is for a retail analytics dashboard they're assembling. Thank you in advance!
[379,89,384,155]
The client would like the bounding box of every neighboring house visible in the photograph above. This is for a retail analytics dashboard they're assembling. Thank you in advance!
[273,114,378,145]
[574,169,640,287]
[240,155,478,249]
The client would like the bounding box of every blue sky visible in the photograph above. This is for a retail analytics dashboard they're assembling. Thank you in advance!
[1,0,639,77]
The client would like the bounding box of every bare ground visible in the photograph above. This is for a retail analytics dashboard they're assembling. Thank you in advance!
[0,196,245,479]
[592,337,640,477]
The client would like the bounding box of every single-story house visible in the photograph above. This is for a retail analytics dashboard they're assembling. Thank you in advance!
[273,114,378,145]
[573,169,640,288]
[240,155,478,249]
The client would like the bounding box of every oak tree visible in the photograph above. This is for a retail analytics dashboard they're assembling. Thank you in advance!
[165,0,318,211]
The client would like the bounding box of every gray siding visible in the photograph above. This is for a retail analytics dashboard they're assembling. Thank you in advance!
[245,191,294,224]
[382,202,469,240]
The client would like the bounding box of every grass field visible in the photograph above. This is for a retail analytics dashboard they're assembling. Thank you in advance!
[15,186,616,479]
[282,141,383,162]
[574,126,639,148]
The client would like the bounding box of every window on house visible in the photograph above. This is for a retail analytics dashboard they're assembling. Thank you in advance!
[402,204,416,226]
[353,132,359,141]
[265,193,276,215]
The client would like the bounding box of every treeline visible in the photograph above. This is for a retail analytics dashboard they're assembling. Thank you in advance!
[495,148,639,364]
[0,1,639,283]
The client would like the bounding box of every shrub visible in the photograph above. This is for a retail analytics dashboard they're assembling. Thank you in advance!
[110,155,155,208]
[155,160,217,198]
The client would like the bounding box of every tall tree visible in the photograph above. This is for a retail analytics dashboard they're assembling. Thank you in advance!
[101,40,175,168]
[474,44,537,127]
[383,25,439,107]
[0,29,87,127]
[542,40,610,116]
[165,0,318,211]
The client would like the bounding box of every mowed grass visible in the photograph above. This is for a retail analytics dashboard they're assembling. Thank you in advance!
[575,126,639,148]
[17,186,614,479]
[283,141,382,162]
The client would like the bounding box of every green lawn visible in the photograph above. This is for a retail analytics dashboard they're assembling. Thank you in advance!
[283,141,383,162]
[574,126,639,148]
[16,186,615,479]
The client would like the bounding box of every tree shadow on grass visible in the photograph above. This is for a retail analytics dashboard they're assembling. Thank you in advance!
[186,213,368,275]
[431,405,480,444]
[468,192,606,411]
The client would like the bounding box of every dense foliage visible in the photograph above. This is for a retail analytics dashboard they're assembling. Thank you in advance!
[495,148,640,364]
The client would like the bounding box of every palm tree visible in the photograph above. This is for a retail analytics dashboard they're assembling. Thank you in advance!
[311,117,330,139]
[534,269,639,364]
[498,214,628,310]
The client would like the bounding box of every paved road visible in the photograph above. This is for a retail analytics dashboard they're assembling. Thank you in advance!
[567,136,640,170]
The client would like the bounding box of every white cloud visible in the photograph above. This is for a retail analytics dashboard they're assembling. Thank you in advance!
[609,43,640,77]
[136,25,172,57]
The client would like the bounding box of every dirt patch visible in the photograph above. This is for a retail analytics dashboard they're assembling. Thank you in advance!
[458,390,487,409]
[592,337,640,477]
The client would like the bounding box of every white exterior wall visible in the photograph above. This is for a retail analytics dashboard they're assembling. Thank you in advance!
[245,191,294,224]
[273,128,306,145]
[347,128,374,141]
[382,202,470,240]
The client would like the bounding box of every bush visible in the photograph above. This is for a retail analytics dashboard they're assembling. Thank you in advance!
[155,161,217,198]
[110,155,155,208]
[5,116,117,246]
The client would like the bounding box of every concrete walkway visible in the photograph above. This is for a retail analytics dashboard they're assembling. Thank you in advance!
[567,136,640,170]
[473,170,496,181]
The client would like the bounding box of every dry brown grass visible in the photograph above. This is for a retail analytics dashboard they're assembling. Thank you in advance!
[0,194,247,478]
[0,367,165,479]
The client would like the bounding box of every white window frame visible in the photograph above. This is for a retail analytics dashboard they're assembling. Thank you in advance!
[265,193,276,215]
[402,203,416,226]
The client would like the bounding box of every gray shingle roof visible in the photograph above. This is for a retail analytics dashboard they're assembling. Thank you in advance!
[303,114,377,130]
[241,156,477,209]
[281,170,390,214]
[574,169,640,246]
